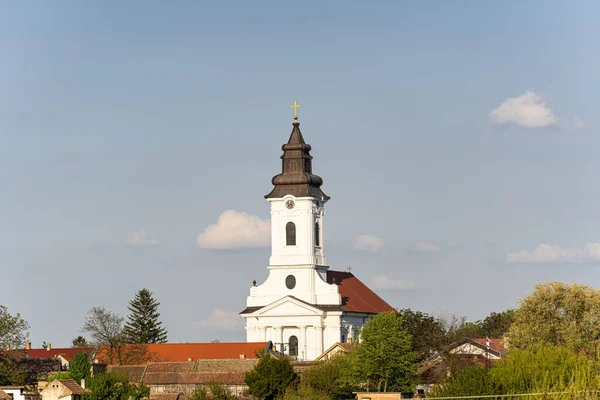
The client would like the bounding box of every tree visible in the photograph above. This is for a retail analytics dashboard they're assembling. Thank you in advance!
[0,305,29,350]
[397,308,446,361]
[85,371,149,400]
[507,282,600,354]
[69,352,90,382]
[428,366,496,398]
[349,311,418,392]
[479,310,515,338]
[71,336,88,348]
[82,307,150,365]
[244,354,298,400]
[122,289,168,344]
[297,356,353,400]
[489,344,600,395]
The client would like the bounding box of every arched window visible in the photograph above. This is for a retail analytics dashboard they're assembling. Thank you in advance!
[314,222,320,246]
[286,222,296,246]
[289,335,298,357]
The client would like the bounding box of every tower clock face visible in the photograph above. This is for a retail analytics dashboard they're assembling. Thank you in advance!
[285,199,295,209]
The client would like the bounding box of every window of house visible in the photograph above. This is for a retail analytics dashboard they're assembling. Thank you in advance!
[289,336,298,357]
[315,221,320,246]
[286,222,296,246]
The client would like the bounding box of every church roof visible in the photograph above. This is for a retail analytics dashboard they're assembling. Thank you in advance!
[240,272,394,315]
[327,271,395,314]
[265,122,329,200]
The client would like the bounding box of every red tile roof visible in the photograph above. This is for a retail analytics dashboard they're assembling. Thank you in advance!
[57,379,87,395]
[97,342,269,365]
[144,372,246,385]
[22,348,94,361]
[472,338,507,354]
[327,271,394,314]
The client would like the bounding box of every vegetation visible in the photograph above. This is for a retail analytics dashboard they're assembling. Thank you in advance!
[397,308,446,361]
[0,305,29,350]
[244,354,298,400]
[507,282,600,354]
[84,371,150,400]
[71,335,89,348]
[69,352,91,382]
[123,288,168,344]
[348,311,418,392]
[81,306,151,365]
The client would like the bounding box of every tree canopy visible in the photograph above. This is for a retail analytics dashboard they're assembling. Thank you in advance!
[0,305,29,350]
[244,354,298,400]
[71,336,88,348]
[348,311,418,392]
[397,308,445,361]
[122,288,168,344]
[507,282,600,354]
[85,371,149,400]
[69,352,90,382]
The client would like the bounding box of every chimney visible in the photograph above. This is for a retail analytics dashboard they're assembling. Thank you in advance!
[47,343,52,351]
[239,354,246,359]
[80,379,85,390]
[25,341,31,350]
[187,357,193,362]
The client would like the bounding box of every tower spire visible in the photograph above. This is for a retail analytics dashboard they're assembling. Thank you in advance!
[265,108,329,201]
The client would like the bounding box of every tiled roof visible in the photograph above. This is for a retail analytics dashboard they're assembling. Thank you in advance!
[58,379,87,395]
[144,372,246,385]
[327,271,395,314]
[22,348,94,361]
[472,338,507,354]
[108,365,146,382]
[0,389,11,400]
[99,342,268,365]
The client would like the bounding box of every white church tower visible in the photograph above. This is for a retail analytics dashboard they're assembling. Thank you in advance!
[241,104,394,361]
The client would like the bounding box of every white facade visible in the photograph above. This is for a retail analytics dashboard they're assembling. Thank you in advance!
[1,387,25,400]
[243,193,371,361]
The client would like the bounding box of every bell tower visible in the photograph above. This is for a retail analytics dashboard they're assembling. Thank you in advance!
[265,119,330,269]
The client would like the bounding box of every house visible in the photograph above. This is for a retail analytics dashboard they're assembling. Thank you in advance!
[418,337,506,390]
[0,389,11,400]
[18,342,95,371]
[109,359,259,397]
[314,342,355,361]
[1,387,25,400]
[95,342,269,365]
[39,380,87,400]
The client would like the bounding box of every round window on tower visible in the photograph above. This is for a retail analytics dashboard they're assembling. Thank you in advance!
[285,275,296,290]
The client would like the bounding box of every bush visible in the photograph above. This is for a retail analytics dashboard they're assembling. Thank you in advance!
[244,354,297,400]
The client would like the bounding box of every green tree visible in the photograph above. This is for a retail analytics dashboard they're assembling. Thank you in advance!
[349,311,418,392]
[122,289,168,344]
[69,352,91,382]
[507,282,600,354]
[298,356,353,399]
[0,305,29,350]
[428,366,496,398]
[85,372,149,400]
[71,336,88,348]
[479,309,515,338]
[489,344,600,396]
[397,308,446,361]
[244,354,298,400]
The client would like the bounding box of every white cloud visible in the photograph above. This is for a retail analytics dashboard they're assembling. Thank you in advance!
[506,242,600,263]
[371,274,416,290]
[129,230,158,246]
[196,308,244,330]
[355,235,384,252]
[61,146,74,153]
[571,114,585,129]
[197,210,270,249]
[489,91,559,128]
[414,241,441,253]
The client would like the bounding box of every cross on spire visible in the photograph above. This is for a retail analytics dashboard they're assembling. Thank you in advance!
[290,100,300,122]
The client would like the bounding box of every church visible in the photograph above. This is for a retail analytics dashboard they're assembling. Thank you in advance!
[240,105,394,361]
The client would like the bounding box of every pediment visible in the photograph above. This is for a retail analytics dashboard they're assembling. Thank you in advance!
[254,296,324,317]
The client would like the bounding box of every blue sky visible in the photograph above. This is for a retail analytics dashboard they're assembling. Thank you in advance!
[1,1,599,347]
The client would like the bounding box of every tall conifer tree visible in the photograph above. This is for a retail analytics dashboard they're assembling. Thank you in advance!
[123,289,168,344]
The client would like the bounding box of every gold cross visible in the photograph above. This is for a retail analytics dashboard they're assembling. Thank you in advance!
[347,266,352,273]
[290,100,300,121]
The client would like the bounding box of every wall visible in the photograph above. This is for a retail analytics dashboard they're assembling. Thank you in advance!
[2,387,26,400]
